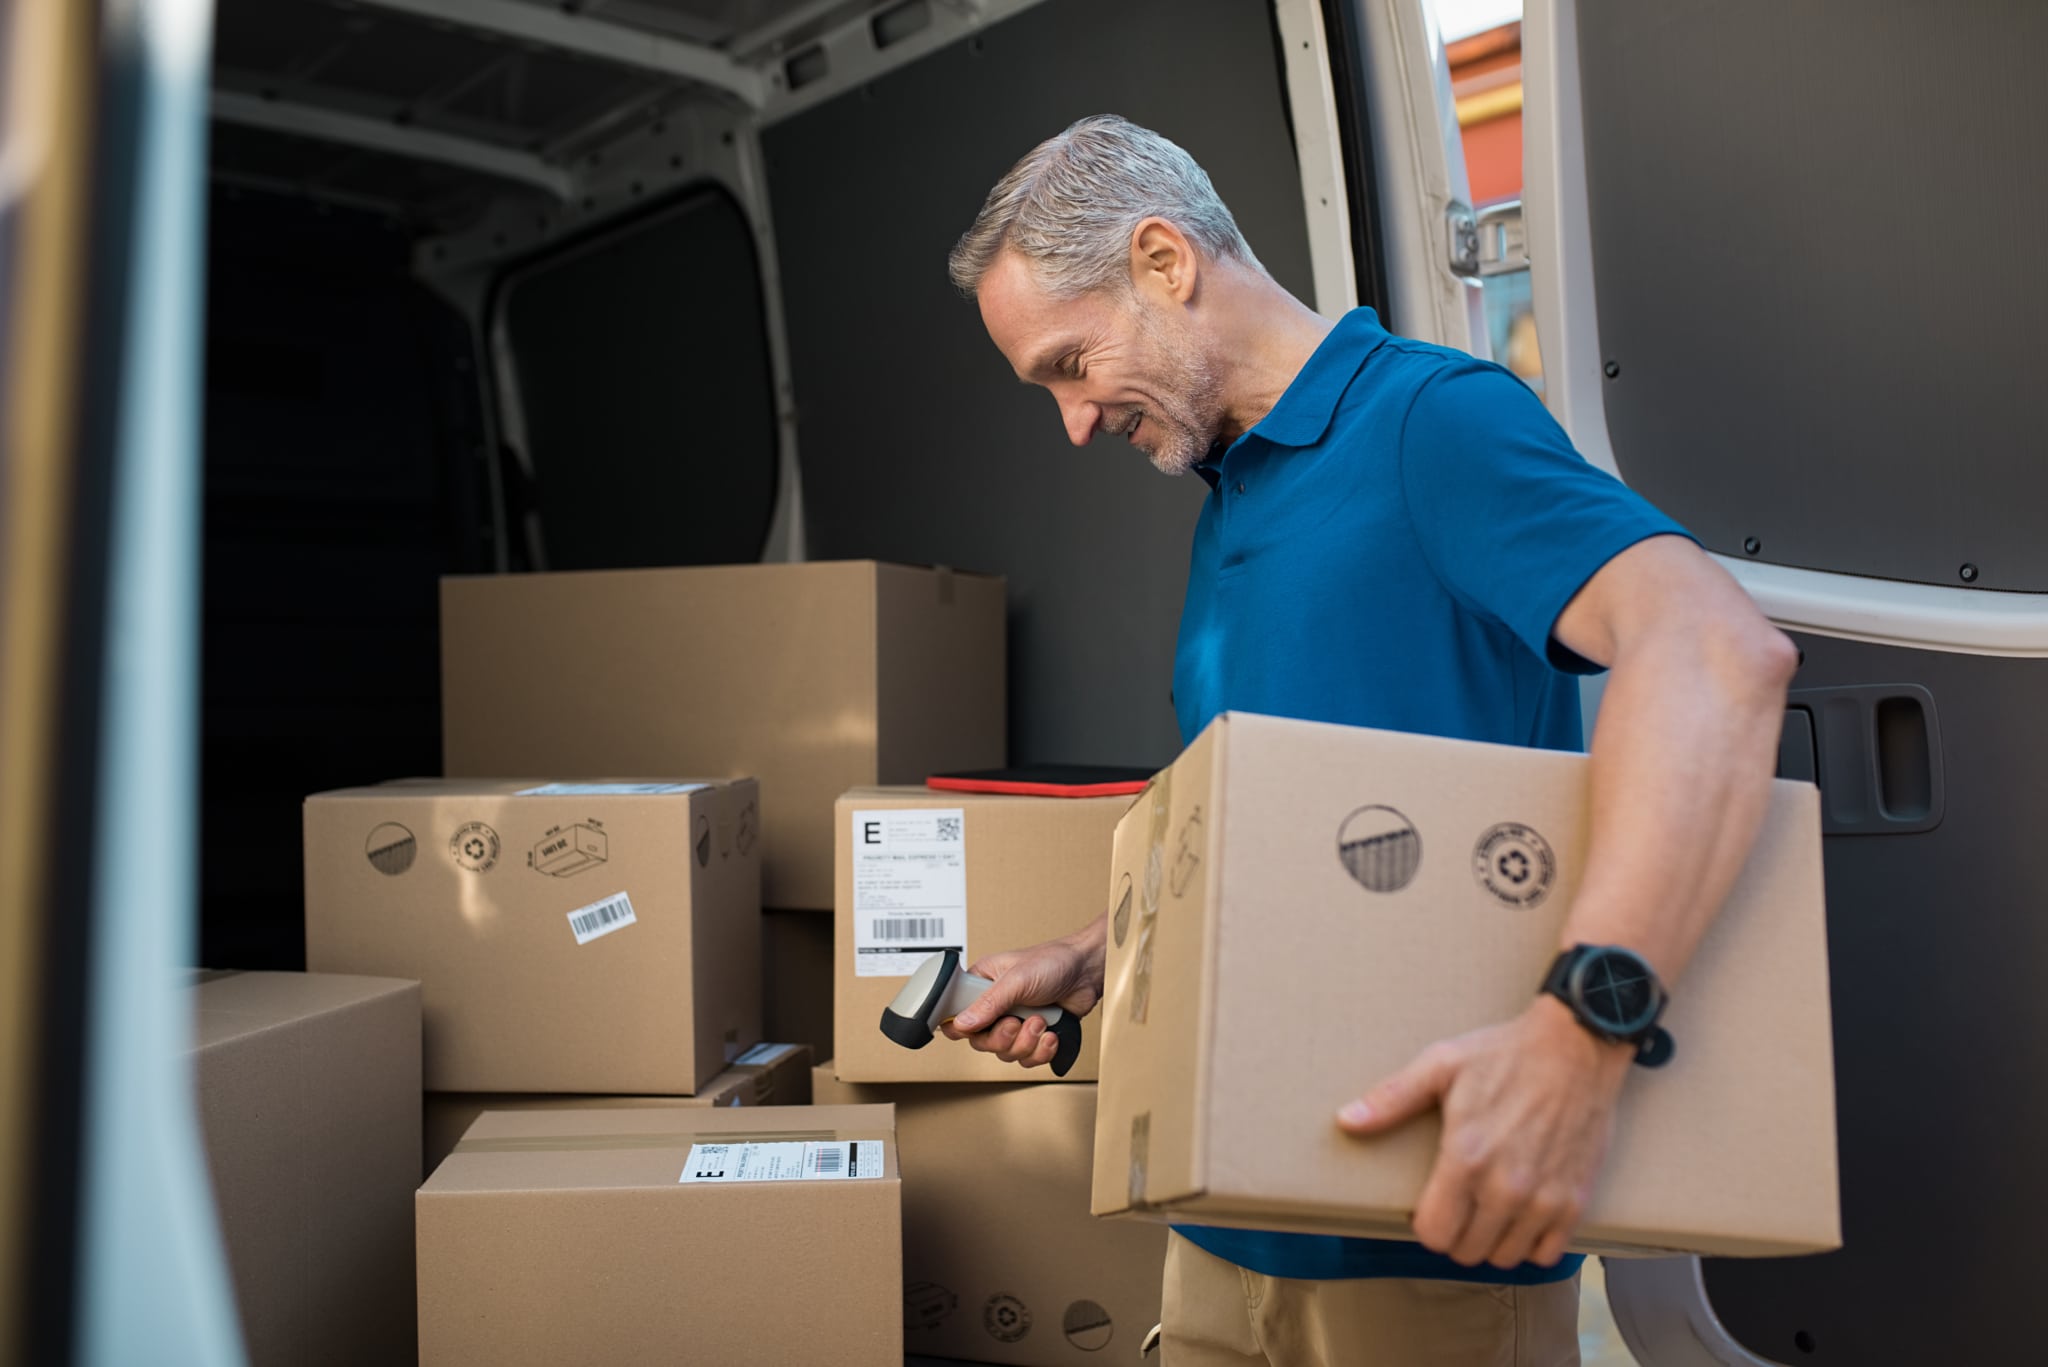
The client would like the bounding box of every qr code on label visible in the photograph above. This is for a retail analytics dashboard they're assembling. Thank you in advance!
[935,816,962,841]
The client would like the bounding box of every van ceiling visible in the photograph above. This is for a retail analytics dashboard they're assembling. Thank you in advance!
[208,0,872,231]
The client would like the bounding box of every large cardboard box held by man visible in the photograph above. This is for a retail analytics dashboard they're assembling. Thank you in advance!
[440,561,1006,910]
[422,1041,814,1173]
[833,786,1133,1082]
[1093,712,1839,1259]
[417,1104,902,1367]
[190,971,421,1367]
[305,778,758,1093]
[815,1065,1166,1366]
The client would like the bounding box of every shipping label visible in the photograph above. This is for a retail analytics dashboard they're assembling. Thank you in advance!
[851,808,967,977]
[678,1140,885,1183]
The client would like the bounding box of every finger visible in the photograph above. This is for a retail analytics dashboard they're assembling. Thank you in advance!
[951,970,1029,1034]
[968,1016,1024,1055]
[1529,1224,1574,1269]
[1484,1194,1559,1271]
[1449,1169,1529,1268]
[999,1015,1047,1064]
[1410,1152,1476,1256]
[1012,1024,1061,1070]
[1337,1044,1456,1135]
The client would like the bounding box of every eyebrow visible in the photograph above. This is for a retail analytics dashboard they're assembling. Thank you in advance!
[1019,344,1075,382]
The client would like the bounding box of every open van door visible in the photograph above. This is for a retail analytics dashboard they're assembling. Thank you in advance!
[1522,2,2048,1363]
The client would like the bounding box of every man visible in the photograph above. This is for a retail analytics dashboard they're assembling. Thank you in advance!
[939,115,1797,1366]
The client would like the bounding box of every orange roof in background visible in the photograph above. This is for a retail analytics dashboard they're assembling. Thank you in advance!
[1448,21,1523,206]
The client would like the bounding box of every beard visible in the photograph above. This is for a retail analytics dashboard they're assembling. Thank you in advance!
[1110,301,1225,476]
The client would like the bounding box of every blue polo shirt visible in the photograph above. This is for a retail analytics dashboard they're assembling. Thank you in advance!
[1171,307,1689,1284]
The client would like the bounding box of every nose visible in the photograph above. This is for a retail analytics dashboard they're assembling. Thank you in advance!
[1058,394,1100,448]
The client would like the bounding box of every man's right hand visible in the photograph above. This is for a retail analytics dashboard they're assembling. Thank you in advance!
[938,914,1108,1070]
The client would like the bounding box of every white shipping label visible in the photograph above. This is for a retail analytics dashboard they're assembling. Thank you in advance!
[678,1140,885,1183]
[517,782,705,796]
[566,891,637,945]
[851,808,967,977]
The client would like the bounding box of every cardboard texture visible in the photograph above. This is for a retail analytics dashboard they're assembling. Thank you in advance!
[417,1104,902,1366]
[423,1041,815,1174]
[832,786,1134,1082]
[439,561,1007,910]
[190,971,421,1367]
[1092,712,1840,1259]
[815,1065,1166,1365]
[305,778,759,1093]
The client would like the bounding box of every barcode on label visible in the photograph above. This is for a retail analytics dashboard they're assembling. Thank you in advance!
[872,917,947,941]
[679,1140,885,1183]
[567,892,637,945]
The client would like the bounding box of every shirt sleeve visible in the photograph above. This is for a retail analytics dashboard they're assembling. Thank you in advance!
[1397,361,1693,674]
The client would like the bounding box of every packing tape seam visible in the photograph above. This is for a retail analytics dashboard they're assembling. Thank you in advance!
[453,1128,864,1154]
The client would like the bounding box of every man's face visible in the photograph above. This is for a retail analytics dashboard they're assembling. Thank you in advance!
[977,250,1223,475]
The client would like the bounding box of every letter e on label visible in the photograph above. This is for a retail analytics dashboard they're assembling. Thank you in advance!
[864,821,882,844]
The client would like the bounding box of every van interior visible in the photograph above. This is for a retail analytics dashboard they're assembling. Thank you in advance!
[4,0,2044,1363]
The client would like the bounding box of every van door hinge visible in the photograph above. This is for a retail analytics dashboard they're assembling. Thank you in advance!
[1447,200,1528,278]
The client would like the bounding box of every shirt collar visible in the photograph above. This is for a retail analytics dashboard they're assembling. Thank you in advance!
[1231,307,1390,452]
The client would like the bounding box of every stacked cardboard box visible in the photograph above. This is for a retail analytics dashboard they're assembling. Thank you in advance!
[817,1067,1167,1364]
[188,970,421,1367]
[417,1103,903,1366]
[825,785,1166,1363]
[306,777,760,1094]
[438,560,1009,1064]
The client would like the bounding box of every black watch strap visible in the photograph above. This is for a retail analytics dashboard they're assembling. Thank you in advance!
[1541,946,1675,1070]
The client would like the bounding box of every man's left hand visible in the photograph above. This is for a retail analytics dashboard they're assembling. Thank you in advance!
[1335,995,1633,1269]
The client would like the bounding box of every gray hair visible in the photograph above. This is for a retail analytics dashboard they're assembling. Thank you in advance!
[947,114,1262,299]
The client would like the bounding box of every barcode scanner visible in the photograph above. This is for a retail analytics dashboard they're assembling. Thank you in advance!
[878,948,1084,1077]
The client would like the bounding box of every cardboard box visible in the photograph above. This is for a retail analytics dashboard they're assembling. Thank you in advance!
[440,561,1007,910]
[190,970,421,1367]
[422,1041,815,1173]
[1092,712,1839,1258]
[815,1065,1166,1365]
[305,778,759,1093]
[417,1104,902,1366]
[833,786,1133,1082]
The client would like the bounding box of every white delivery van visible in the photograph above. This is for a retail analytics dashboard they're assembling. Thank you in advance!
[1,1,2041,1364]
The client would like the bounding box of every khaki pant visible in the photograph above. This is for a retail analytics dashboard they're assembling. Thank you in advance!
[1160,1231,1581,1367]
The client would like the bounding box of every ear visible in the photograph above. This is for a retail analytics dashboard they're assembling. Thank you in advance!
[1128,217,1198,305]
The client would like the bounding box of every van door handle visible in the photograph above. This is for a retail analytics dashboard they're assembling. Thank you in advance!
[1785,684,1944,835]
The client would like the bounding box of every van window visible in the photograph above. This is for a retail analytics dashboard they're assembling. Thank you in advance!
[493,187,778,571]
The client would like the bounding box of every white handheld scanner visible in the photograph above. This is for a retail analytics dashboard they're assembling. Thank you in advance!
[877,948,1084,1077]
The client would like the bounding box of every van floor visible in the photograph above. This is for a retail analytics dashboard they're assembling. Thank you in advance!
[906,1261,1639,1364]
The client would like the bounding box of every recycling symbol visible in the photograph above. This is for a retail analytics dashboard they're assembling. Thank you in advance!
[449,821,500,873]
[1472,823,1553,908]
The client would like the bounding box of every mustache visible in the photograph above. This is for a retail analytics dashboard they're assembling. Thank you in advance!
[1105,407,1145,437]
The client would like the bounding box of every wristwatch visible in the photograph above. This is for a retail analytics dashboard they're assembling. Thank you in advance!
[1540,944,1675,1068]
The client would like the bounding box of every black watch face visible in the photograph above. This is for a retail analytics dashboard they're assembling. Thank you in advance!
[1570,948,1662,1036]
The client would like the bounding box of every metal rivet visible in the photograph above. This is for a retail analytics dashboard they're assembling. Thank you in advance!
[1743,537,1761,556]
[1236,482,1246,495]
[1960,563,1980,583]
[1603,360,1620,379]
